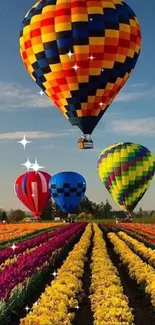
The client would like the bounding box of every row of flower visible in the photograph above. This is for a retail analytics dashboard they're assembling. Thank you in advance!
[101,224,155,248]
[118,231,155,267]
[90,224,134,325]
[116,225,155,244]
[0,223,62,246]
[0,222,86,324]
[120,224,155,238]
[108,232,155,307]
[20,223,92,325]
[0,223,75,267]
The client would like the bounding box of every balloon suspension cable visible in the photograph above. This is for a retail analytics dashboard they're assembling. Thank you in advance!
[78,134,93,149]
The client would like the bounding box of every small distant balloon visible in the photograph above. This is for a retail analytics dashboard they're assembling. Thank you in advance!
[97,142,155,213]
[49,171,86,213]
[14,171,51,218]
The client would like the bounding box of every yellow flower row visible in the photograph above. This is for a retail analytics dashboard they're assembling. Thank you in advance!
[108,233,155,307]
[20,224,92,325]
[90,224,134,325]
[0,223,62,243]
[118,231,155,267]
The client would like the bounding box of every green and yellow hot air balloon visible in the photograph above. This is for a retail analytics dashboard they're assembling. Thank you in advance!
[97,142,155,214]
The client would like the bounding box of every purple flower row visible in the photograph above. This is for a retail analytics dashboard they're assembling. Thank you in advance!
[0,222,86,301]
[0,224,75,265]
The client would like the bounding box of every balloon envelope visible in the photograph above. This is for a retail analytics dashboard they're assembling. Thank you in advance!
[97,142,155,212]
[49,172,86,213]
[19,0,141,135]
[14,171,51,217]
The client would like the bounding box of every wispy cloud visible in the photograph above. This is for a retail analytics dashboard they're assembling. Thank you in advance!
[108,117,155,136]
[0,82,154,111]
[0,131,72,141]
[0,83,51,110]
[114,88,155,102]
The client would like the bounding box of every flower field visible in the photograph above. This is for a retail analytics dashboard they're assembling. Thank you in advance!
[0,223,64,247]
[1,222,155,325]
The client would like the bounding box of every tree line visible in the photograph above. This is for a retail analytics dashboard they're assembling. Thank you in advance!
[0,196,154,223]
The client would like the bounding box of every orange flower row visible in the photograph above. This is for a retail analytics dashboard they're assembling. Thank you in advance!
[0,223,63,243]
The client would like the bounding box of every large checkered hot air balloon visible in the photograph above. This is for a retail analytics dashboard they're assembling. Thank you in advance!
[14,171,51,218]
[19,0,141,149]
[97,143,155,214]
[49,171,86,213]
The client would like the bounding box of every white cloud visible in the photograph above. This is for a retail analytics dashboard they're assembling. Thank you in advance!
[109,117,155,135]
[114,88,155,102]
[0,82,154,111]
[0,83,51,110]
[0,131,72,141]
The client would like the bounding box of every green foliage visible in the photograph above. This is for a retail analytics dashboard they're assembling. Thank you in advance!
[7,209,26,223]
[77,196,113,219]
[0,211,7,221]
[40,199,64,220]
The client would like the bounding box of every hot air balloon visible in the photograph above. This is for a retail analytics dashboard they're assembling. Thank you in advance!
[14,171,51,218]
[49,171,86,213]
[19,0,141,149]
[97,142,155,215]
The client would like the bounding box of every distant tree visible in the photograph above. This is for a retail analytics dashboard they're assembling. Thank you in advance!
[137,207,143,218]
[7,209,26,223]
[103,200,113,219]
[52,202,64,219]
[97,202,105,219]
[40,199,65,220]
[1,211,7,221]
[40,199,54,221]
[78,196,95,215]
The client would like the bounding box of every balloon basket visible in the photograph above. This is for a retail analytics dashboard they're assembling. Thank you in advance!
[78,138,93,149]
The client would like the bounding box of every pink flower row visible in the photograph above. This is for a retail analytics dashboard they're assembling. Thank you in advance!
[0,222,86,301]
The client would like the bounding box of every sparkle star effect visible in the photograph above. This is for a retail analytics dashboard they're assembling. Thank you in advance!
[90,18,93,21]
[18,135,31,149]
[39,90,44,96]
[89,54,95,61]
[68,50,74,58]
[52,271,57,277]
[73,64,79,71]
[75,305,80,310]
[31,159,44,172]
[99,102,103,107]
[101,68,104,72]
[22,158,32,171]
[11,244,17,250]
[25,306,30,313]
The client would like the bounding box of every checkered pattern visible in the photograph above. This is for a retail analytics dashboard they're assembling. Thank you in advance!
[50,182,85,198]
[97,142,155,212]
[19,0,141,134]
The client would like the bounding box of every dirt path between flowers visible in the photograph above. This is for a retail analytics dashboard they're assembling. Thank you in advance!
[104,231,155,325]
[7,233,82,325]
[72,235,94,325]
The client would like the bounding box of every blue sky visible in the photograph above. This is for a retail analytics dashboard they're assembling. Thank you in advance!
[0,0,154,212]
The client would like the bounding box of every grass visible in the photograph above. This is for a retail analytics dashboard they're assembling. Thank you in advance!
[77,217,155,224]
